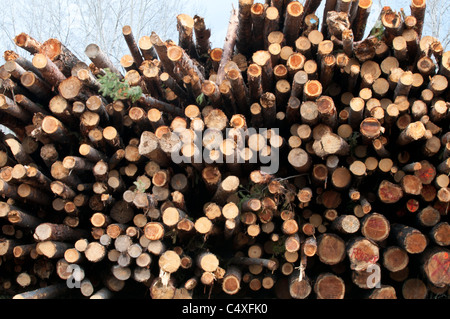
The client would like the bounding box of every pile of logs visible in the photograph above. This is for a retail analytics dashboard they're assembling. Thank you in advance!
[0,0,449,299]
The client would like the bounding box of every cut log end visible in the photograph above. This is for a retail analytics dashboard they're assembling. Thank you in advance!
[404,232,428,254]
[314,273,345,299]
[423,249,450,287]
[159,250,181,274]
[361,213,390,242]
[378,180,403,204]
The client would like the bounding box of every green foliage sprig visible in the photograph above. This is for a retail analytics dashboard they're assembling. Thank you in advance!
[133,180,147,193]
[98,68,143,103]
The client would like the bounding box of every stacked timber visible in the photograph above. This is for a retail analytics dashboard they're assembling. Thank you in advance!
[0,0,449,300]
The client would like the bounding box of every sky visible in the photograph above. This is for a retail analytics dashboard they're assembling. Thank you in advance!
[186,0,239,48]
[0,0,448,63]
[187,0,379,48]
[195,0,449,50]
[184,0,409,49]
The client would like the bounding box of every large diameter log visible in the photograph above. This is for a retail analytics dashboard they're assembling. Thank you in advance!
[401,278,428,300]
[159,250,181,274]
[360,117,384,141]
[429,222,450,246]
[422,247,450,288]
[378,180,403,204]
[391,224,428,254]
[317,233,346,265]
[166,46,204,84]
[162,207,187,228]
[368,286,397,299]
[41,116,71,144]
[397,121,427,145]
[347,237,379,271]
[360,213,390,242]
[382,246,409,272]
[197,252,220,273]
[314,273,346,299]
[416,206,441,228]
[84,242,106,263]
[39,38,81,78]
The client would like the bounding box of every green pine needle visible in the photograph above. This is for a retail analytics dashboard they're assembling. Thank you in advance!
[98,68,143,103]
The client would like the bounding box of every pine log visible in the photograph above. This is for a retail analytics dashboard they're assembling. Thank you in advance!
[383,246,409,273]
[360,213,390,242]
[236,0,254,56]
[215,8,239,85]
[85,43,123,78]
[429,222,450,247]
[422,247,450,288]
[13,283,68,299]
[283,1,304,47]
[32,53,66,88]
[410,0,426,38]
[314,272,345,299]
[84,242,106,263]
[378,180,403,204]
[317,233,346,265]
[346,237,379,271]
[34,223,86,242]
[122,25,144,68]
[288,270,311,299]
[222,266,242,295]
[332,214,360,235]
[391,224,428,254]
[14,33,42,55]
[7,208,41,229]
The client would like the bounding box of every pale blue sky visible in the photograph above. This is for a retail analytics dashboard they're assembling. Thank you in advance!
[182,0,239,48]
[194,0,448,50]
[0,0,448,62]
